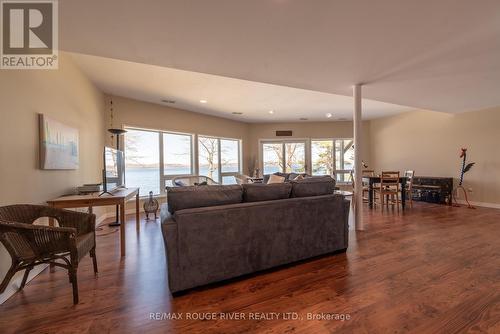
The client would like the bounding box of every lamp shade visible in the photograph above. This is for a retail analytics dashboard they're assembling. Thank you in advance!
[107,128,127,135]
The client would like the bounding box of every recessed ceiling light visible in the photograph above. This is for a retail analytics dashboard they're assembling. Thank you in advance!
[200,99,208,104]
[232,112,243,115]
[299,118,308,121]
[161,99,176,104]
[326,113,332,118]
[268,110,274,114]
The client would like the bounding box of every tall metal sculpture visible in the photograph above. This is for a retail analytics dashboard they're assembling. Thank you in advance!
[453,148,475,209]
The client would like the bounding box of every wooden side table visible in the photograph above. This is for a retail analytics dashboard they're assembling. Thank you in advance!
[47,187,140,257]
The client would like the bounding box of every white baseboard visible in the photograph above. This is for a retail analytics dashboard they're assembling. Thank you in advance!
[456,200,500,209]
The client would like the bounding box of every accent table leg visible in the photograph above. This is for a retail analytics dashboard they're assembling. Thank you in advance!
[120,201,126,257]
[369,179,374,209]
[48,206,56,272]
[401,178,407,211]
[136,192,140,231]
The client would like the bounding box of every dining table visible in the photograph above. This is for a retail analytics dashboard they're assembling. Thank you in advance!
[362,176,408,210]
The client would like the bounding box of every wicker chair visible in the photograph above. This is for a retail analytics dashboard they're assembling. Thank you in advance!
[171,175,219,187]
[0,205,97,304]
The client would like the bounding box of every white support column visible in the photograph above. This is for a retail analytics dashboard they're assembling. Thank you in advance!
[353,84,364,230]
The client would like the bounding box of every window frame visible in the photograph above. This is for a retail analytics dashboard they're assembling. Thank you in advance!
[197,134,243,184]
[123,126,242,196]
[259,138,310,175]
[123,127,162,197]
[162,131,196,188]
[259,137,354,184]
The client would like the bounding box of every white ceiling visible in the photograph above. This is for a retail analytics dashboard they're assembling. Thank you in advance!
[60,0,500,117]
[70,52,413,122]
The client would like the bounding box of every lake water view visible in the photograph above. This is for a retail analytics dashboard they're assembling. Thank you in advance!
[126,166,238,196]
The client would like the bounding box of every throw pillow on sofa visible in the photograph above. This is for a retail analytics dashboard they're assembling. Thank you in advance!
[267,174,285,184]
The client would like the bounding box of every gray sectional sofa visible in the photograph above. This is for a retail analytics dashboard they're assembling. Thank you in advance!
[161,176,350,293]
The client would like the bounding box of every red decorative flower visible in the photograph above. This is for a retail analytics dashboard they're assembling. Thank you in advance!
[460,148,467,158]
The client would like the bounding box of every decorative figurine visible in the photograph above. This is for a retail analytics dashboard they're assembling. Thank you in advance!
[254,167,261,178]
[143,191,159,220]
[453,148,476,209]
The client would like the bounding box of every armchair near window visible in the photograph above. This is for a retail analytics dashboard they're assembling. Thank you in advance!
[171,175,218,187]
[234,174,254,185]
[0,205,98,304]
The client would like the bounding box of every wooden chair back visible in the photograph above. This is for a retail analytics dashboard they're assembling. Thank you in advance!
[404,170,415,208]
[404,170,415,188]
[380,171,400,192]
[362,170,375,177]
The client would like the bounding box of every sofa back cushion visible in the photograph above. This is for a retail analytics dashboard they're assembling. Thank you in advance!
[291,176,336,198]
[242,183,292,202]
[166,185,243,214]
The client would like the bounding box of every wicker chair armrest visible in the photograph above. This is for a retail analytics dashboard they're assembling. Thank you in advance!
[0,221,77,258]
[41,207,96,235]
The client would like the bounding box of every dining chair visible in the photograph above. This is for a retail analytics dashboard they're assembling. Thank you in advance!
[404,170,415,208]
[374,171,401,212]
[349,170,374,204]
[362,170,375,202]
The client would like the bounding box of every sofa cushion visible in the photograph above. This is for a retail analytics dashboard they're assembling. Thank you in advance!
[291,176,336,198]
[166,185,243,214]
[242,183,292,202]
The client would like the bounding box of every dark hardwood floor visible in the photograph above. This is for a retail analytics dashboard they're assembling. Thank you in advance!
[1,202,499,333]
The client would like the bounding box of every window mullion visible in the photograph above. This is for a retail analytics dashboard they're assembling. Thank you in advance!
[194,134,199,175]
[333,140,337,178]
[159,132,165,194]
[282,142,286,173]
[217,138,222,183]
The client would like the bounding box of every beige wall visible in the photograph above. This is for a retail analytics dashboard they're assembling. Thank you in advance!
[0,53,106,303]
[370,108,500,205]
[247,121,371,175]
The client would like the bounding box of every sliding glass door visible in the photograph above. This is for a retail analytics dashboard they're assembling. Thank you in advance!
[311,140,334,176]
[262,142,283,174]
[335,139,354,182]
[262,141,307,174]
[285,142,306,173]
[261,138,354,183]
